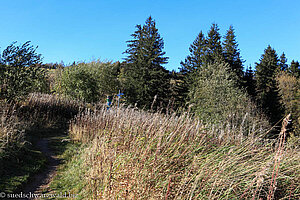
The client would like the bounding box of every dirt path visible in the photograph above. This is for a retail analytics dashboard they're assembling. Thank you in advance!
[23,138,61,200]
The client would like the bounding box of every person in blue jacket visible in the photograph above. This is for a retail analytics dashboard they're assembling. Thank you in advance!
[107,95,113,110]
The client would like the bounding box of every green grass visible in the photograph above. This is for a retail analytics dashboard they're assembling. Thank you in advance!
[0,123,68,194]
[0,130,87,198]
[0,147,46,193]
[48,137,89,199]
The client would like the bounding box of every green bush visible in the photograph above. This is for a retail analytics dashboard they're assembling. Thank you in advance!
[277,71,300,134]
[188,62,269,134]
[54,61,120,103]
[0,41,49,102]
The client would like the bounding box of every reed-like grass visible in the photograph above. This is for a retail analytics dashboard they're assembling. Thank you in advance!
[69,106,299,199]
[16,93,84,127]
[1,93,82,157]
[2,93,298,199]
[0,103,25,159]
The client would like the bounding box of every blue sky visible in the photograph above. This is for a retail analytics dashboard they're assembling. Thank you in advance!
[0,0,299,71]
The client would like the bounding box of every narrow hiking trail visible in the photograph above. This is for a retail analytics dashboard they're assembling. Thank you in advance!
[23,138,61,200]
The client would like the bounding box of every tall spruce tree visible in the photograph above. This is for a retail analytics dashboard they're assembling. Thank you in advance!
[169,70,187,111]
[279,52,288,71]
[179,31,206,102]
[244,66,256,98]
[180,31,206,74]
[123,16,170,109]
[205,23,224,64]
[255,45,283,124]
[223,25,244,85]
[289,60,300,78]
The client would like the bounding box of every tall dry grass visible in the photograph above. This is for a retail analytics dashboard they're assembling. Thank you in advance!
[69,106,299,199]
[0,103,25,158]
[17,93,84,127]
[1,92,83,160]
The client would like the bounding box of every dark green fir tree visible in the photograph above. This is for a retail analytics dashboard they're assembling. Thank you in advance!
[244,66,256,99]
[180,31,206,74]
[205,23,224,64]
[289,60,300,78]
[223,25,244,85]
[179,31,206,102]
[169,70,187,111]
[279,52,288,71]
[255,45,283,124]
[122,16,170,109]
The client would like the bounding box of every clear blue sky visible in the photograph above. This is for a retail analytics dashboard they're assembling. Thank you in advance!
[0,0,299,71]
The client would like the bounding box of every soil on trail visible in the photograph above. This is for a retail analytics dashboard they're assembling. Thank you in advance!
[23,138,61,200]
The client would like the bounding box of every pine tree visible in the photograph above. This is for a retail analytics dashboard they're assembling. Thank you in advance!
[180,31,206,74]
[289,60,300,78]
[244,66,256,98]
[180,23,224,73]
[223,25,244,84]
[169,70,187,111]
[179,31,206,102]
[123,16,170,109]
[255,45,283,124]
[205,23,224,64]
[279,52,288,71]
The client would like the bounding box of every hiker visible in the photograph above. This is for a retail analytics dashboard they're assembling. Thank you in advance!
[107,95,113,110]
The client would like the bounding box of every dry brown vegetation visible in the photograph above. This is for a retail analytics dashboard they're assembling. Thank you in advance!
[69,105,299,199]
[0,103,25,158]
[1,94,299,199]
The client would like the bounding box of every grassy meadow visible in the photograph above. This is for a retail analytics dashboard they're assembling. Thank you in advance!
[0,93,299,199]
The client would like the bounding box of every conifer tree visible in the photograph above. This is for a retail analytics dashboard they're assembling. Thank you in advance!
[279,52,288,71]
[123,16,170,109]
[180,31,206,74]
[169,70,187,110]
[205,23,224,64]
[180,24,224,73]
[255,45,283,124]
[179,31,206,102]
[223,25,244,84]
[289,60,300,77]
[244,66,256,98]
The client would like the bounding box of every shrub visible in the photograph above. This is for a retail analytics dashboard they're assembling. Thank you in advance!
[188,62,269,135]
[0,41,49,102]
[277,71,300,134]
[54,61,120,103]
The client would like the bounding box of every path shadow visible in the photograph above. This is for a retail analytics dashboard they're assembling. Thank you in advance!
[20,126,70,200]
